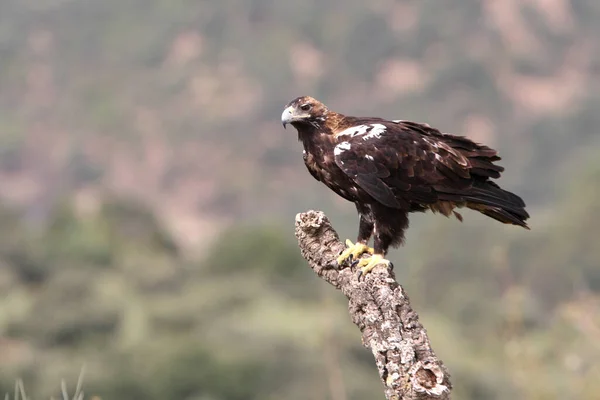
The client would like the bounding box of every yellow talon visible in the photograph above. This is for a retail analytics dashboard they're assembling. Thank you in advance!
[356,254,391,278]
[336,239,374,266]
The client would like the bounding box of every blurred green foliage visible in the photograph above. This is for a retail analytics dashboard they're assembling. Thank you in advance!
[1,1,600,399]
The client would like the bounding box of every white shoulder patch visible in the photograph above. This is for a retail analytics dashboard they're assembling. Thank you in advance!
[337,125,369,138]
[365,155,374,161]
[392,119,404,123]
[337,123,387,141]
[334,141,352,156]
[362,123,386,140]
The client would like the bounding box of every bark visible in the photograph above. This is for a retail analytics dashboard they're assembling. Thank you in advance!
[295,210,452,400]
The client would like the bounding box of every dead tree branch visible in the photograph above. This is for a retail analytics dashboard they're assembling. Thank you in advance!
[295,210,451,400]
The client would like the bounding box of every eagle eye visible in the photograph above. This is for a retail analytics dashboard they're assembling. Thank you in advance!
[300,103,312,111]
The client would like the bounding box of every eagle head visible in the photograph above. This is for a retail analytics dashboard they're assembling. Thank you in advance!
[281,96,329,129]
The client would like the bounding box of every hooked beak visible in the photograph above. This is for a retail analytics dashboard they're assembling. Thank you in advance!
[281,106,294,129]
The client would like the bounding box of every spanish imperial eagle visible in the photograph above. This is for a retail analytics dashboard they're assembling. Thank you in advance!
[282,96,530,277]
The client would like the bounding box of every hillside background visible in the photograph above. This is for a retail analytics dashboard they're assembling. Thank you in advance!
[1,1,599,399]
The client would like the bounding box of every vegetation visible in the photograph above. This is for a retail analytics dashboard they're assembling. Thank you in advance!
[1,1,599,399]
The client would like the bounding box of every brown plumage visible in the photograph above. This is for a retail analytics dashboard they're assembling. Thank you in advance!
[281,96,530,276]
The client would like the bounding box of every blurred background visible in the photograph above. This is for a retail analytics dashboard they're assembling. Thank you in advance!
[0,0,599,399]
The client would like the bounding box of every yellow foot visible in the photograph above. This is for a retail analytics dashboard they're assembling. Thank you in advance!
[356,254,391,279]
[336,239,374,266]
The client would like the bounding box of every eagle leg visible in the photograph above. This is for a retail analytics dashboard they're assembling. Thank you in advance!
[355,253,391,279]
[335,205,376,267]
[336,239,374,267]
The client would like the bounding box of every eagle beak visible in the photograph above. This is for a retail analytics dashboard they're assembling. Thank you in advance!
[281,106,294,129]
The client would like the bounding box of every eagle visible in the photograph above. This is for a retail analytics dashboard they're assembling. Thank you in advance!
[282,96,530,278]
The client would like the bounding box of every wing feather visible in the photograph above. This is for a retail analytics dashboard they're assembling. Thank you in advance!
[328,118,527,227]
[332,120,505,208]
[334,141,403,208]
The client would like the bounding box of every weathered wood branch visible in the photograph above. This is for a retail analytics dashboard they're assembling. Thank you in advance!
[295,210,451,400]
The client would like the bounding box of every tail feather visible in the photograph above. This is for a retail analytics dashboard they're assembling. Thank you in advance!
[427,130,529,229]
[476,207,530,229]
[438,181,530,229]
[464,181,529,229]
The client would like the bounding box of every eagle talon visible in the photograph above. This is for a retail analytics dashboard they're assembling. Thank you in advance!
[335,239,375,267]
[356,269,365,281]
[355,254,391,279]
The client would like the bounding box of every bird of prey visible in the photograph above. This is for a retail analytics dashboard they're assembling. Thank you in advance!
[282,96,530,278]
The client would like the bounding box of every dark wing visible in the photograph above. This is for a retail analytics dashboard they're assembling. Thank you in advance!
[333,141,403,209]
[390,120,504,179]
[333,120,524,221]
